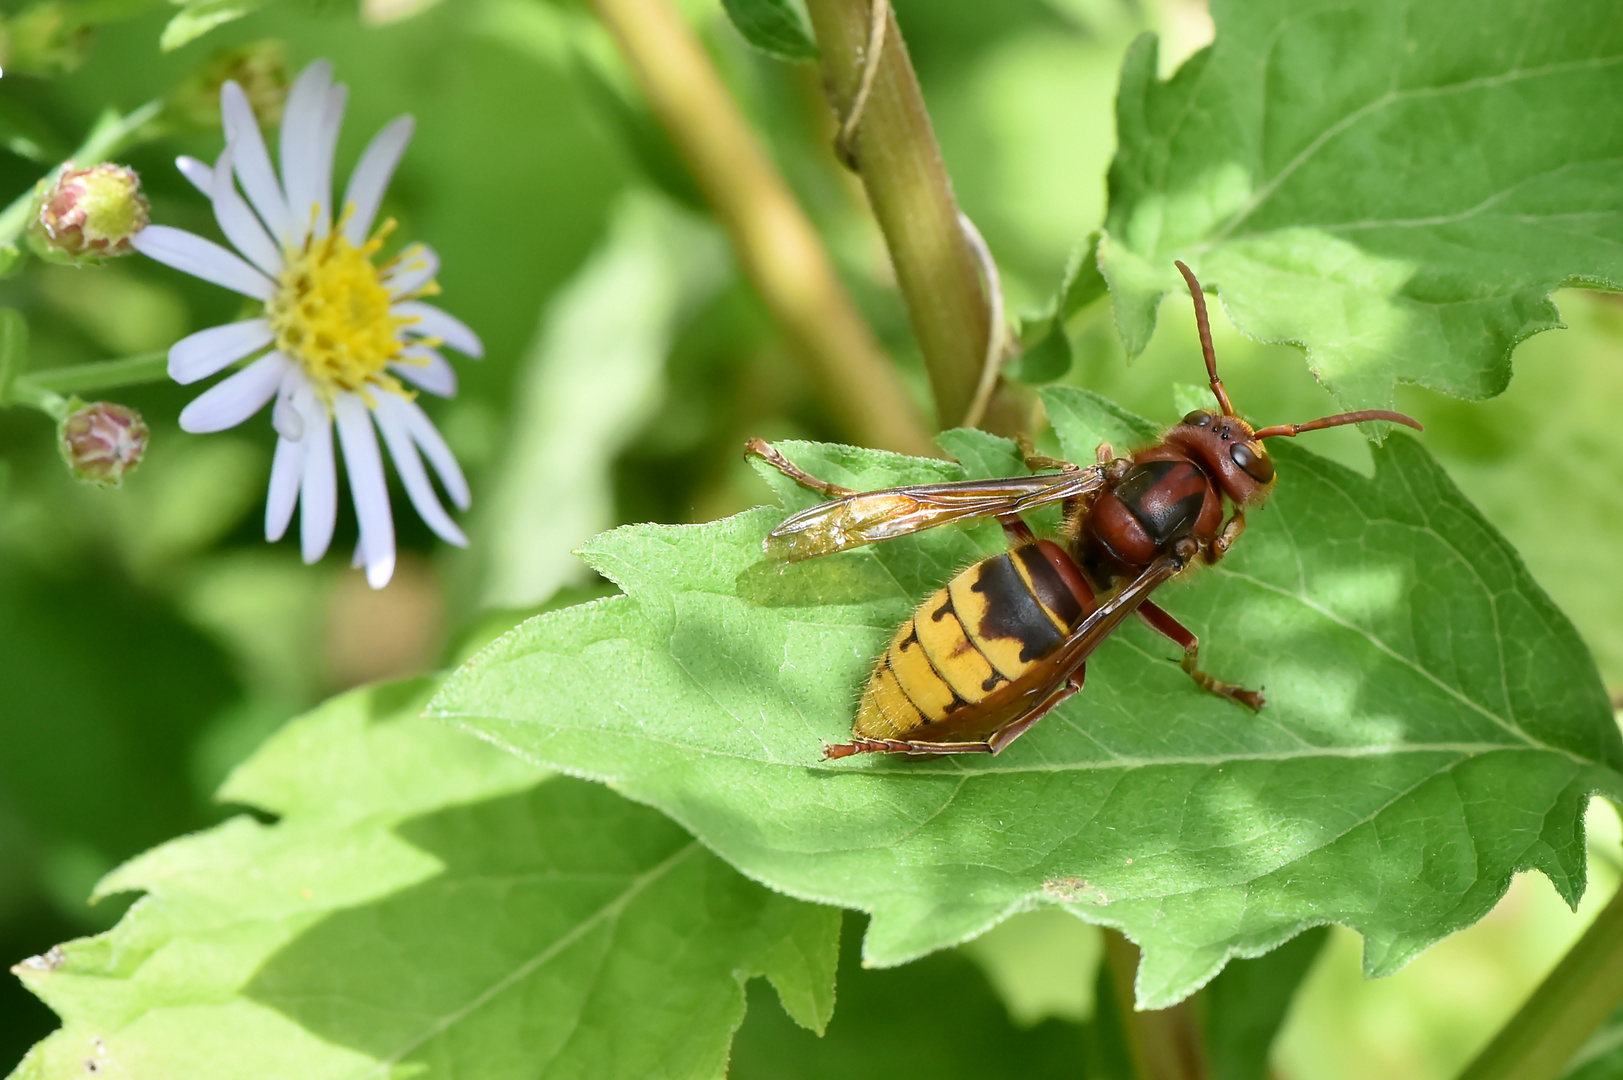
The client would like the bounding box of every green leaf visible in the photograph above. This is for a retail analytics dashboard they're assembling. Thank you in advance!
[719,0,819,62]
[158,0,267,52]
[958,909,1104,1028]
[730,912,1091,1077]
[1202,926,1330,1080]
[1007,233,1107,386]
[11,679,839,1079]
[431,390,1622,1008]
[476,193,728,608]
[1099,0,1623,412]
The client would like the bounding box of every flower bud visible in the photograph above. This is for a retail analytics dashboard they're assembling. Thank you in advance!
[58,401,147,487]
[167,41,289,133]
[29,163,150,261]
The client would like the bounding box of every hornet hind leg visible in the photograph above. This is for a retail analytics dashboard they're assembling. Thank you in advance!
[745,438,856,500]
[823,668,1086,759]
[1136,600,1265,711]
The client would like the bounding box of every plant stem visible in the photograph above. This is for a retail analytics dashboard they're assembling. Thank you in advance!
[1456,877,1623,1080]
[16,351,168,396]
[802,0,991,431]
[1104,930,1211,1080]
[589,0,936,458]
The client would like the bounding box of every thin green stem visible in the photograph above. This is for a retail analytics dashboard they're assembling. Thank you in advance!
[0,99,165,250]
[6,380,68,420]
[1457,876,1623,1080]
[74,100,165,165]
[17,351,168,396]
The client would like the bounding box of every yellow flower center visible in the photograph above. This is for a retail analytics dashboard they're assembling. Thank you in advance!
[265,219,432,400]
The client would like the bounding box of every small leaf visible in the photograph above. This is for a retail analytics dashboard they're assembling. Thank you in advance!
[1099,0,1623,412]
[159,0,266,52]
[1202,926,1330,1080]
[1007,233,1107,386]
[12,679,839,1079]
[731,915,1092,1076]
[1172,382,1217,418]
[478,194,727,608]
[720,0,819,62]
[433,393,1623,1008]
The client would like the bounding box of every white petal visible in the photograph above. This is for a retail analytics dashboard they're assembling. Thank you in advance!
[168,318,273,385]
[133,225,274,300]
[393,395,470,510]
[271,362,307,440]
[210,148,283,278]
[334,393,395,589]
[178,352,287,433]
[280,60,334,246]
[391,300,482,358]
[298,391,337,564]
[308,84,348,239]
[342,116,414,246]
[374,395,467,546]
[266,434,303,542]
[388,346,455,397]
[221,80,293,244]
[384,244,439,298]
[176,155,212,195]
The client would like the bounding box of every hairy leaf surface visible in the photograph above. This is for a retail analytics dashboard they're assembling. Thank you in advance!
[1099,0,1623,412]
[433,389,1623,1007]
[10,680,838,1080]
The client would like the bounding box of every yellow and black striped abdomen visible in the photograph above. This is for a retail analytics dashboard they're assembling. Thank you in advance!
[854,546,1086,741]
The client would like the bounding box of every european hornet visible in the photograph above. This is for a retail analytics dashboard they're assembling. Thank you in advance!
[748,262,1423,759]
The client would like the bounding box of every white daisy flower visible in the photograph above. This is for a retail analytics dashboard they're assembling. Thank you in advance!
[133,59,482,589]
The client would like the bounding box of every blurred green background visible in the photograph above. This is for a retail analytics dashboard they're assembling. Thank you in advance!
[3,0,1621,1074]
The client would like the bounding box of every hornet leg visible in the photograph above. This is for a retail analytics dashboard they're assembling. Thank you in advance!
[1136,600,1265,711]
[999,514,1038,547]
[1205,512,1246,564]
[1016,432,1077,474]
[986,667,1086,754]
[744,438,856,499]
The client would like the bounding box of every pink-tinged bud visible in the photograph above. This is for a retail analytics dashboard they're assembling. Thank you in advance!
[58,401,148,487]
[30,164,150,261]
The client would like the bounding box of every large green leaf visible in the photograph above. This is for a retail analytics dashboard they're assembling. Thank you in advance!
[1098,0,1623,412]
[432,388,1622,1008]
[9,680,838,1079]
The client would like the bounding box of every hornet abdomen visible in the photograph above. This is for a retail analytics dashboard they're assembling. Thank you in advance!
[855,541,1095,742]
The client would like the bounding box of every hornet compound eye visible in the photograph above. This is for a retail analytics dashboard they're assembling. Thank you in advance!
[1230,442,1274,483]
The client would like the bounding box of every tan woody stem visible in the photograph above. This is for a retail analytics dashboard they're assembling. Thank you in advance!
[803,0,994,432]
[1105,930,1212,1080]
[589,0,936,457]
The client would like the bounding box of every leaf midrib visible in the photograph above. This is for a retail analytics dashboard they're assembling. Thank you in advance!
[355,840,702,1078]
[456,582,1592,775]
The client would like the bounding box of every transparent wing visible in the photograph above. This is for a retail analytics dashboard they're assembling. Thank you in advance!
[765,468,1107,561]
